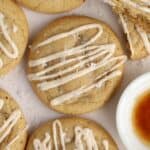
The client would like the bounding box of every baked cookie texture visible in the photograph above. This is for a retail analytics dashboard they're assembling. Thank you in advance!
[0,88,28,150]
[0,0,28,76]
[119,14,150,60]
[16,0,85,14]
[27,15,126,114]
[26,117,118,150]
[104,0,150,60]
[104,0,150,32]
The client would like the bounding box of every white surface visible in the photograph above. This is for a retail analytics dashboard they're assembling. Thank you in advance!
[0,0,150,149]
[117,73,150,150]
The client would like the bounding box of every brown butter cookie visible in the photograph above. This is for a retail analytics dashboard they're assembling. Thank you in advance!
[27,15,126,114]
[0,88,28,150]
[26,117,118,150]
[0,0,29,76]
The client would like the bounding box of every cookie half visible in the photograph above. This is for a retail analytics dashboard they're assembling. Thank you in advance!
[26,117,118,150]
[104,0,150,32]
[119,14,150,60]
[0,0,28,76]
[16,0,85,14]
[0,88,28,150]
[27,16,126,114]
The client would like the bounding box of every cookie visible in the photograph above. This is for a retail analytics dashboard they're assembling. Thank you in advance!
[119,14,150,60]
[16,0,85,14]
[104,0,150,32]
[26,117,118,150]
[27,15,126,114]
[0,88,28,150]
[0,0,28,76]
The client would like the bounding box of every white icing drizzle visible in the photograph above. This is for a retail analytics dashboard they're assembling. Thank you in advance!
[28,23,126,105]
[119,14,135,55]
[31,24,103,51]
[13,24,18,33]
[121,0,150,13]
[37,54,126,91]
[103,0,116,6]
[74,126,98,150]
[51,70,123,106]
[0,99,27,150]
[0,99,21,146]
[33,120,66,150]
[0,13,19,68]
[33,120,109,150]
[136,25,150,53]
[33,132,51,150]
[104,0,150,13]
[0,110,21,143]
[120,14,150,54]
[102,140,109,150]
[0,99,4,110]
[0,59,3,69]
[6,125,28,150]
[28,44,116,81]
[53,120,66,150]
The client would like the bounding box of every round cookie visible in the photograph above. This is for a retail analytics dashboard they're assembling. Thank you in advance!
[16,0,85,14]
[0,88,28,150]
[0,0,28,76]
[26,117,118,150]
[27,16,126,114]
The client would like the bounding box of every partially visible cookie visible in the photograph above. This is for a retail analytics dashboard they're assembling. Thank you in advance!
[119,14,150,60]
[27,16,126,114]
[0,0,28,76]
[16,0,85,14]
[104,0,150,32]
[0,88,28,150]
[26,117,118,150]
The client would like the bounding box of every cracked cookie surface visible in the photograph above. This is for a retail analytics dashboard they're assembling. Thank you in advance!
[26,117,118,150]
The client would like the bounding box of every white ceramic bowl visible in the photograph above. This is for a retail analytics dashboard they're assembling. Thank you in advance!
[117,72,150,150]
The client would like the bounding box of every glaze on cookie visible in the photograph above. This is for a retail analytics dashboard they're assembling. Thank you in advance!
[120,14,150,60]
[26,117,118,150]
[0,89,28,150]
[27,16,126,114]
[0,0,28,75]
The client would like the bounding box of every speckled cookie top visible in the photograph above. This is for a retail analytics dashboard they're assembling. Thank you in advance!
[26,117,118,150]
[16,0,85,13]
[0,0,28,76]
[27,16,126,114]
[0,88,27,150]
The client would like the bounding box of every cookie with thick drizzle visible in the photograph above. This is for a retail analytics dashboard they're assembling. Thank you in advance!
[0,88,28,150]
[27,16,126,114]
[26,117,118,150]
[0,0,28,76]
[119,14,150,60]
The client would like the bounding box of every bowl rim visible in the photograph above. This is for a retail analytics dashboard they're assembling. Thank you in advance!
[116,72,150,150]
